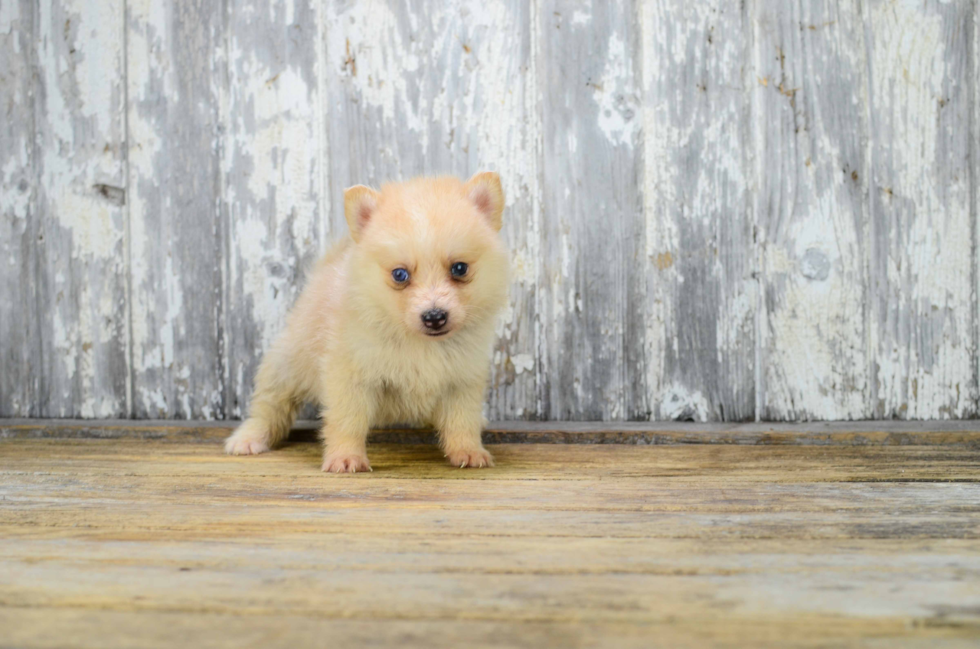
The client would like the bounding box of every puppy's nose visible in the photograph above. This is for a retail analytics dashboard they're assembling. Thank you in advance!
[421,308,448,330]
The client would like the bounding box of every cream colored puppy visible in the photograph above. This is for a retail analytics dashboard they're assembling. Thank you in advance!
[224,173,509,472]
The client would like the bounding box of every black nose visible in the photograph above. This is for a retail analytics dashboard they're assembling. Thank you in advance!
[421,309,448,330]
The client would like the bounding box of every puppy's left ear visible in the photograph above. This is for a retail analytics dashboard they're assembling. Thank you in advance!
[344,185,380,242]
[464,172,505,232]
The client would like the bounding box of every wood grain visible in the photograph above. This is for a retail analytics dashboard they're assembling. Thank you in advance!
[975,0,980,416]
[641,0,754,421]
[126,0,225,418]
[1,436,979,647]
[867,0,977,419]
[0,1,39,416]
[223,0,324,420]
[753,0,872,420]
[1,1,979,422]
[975,0,980,422]
[33,0,129,417]
[538,0,645,420]
[3,610,977,649]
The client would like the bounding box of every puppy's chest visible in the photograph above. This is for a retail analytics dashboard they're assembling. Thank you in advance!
[356,342,462,397]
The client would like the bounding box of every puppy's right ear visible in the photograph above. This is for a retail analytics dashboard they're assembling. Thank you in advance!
[464,171,505,231]
[344,185,379,242]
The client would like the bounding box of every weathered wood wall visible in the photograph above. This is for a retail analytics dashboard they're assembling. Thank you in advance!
[1,0,977,421]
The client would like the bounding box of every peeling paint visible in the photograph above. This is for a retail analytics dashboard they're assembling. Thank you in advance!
[0,0,35,414]
[2,0,977,422]
[593,32,638,147]
[869,0,976,419]
[30,0,128,417]
[642,0,754,421]
[753,1,872,421]
[511,353,534,376]
[327,1,425,145]
[127,0,225,418]
[223,0,323,420]
[659,383,710,421]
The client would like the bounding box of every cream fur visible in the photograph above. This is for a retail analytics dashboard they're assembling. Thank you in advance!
[224,173,509,472]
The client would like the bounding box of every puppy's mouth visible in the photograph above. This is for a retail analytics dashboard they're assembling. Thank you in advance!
[424,330,451,337]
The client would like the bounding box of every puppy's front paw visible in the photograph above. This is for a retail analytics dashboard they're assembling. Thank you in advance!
[224,421,271,456]
[322,452,372,474]
[446,447,494,469]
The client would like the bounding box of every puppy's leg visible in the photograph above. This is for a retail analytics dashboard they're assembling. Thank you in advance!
[225,345,299,455]
[320,378,376,474]
[434,383,494,469]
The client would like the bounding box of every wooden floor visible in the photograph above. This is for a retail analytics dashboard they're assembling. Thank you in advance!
[2,423,980,648]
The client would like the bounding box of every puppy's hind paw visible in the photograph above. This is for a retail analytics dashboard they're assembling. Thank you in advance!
[322,452,372,474]
[224,421,272,456]
[446,447,495,469]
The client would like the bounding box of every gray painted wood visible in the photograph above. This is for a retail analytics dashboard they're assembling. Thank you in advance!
[33,0,129,417]
[867,0,977,419]
[127,0,225,418]
[224,0,324,419]
[641,0,754,421]
[753,0,872,420]
[974,0,980,413]
[1,0,978,422]
[0,1,39,416]
[538,0,644,420]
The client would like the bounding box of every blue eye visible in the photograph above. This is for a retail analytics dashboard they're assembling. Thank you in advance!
[450,262,468,278]
[391,268,410,283]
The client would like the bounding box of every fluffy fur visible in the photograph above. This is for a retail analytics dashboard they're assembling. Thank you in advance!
[224,172,509,472]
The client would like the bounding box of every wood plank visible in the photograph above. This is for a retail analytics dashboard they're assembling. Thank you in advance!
[537,0,645,419]
[7,501,978,542]
[126,0,225,418]
[0,0,39,417]
[4,609,972,649]
[753,0,871,420]
[4,535,980,572]
[4,419,980,447]
[33,0,129,417]
[1,438,979,647]
[223,0,325,419]
[868,0,977,418]
[2,438,978,483]
[8,475,980,520]
[973,1,980,421]
[3,548,978,622]
[323,0,541,420]
[640,0,754,421]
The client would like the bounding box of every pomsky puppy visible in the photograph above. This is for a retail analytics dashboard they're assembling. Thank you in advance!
[224,172,509,472]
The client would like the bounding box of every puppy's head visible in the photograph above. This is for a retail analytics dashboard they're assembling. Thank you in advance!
[344,173,509,340]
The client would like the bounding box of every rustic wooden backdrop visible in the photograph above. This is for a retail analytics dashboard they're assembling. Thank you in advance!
[1,0,977,422]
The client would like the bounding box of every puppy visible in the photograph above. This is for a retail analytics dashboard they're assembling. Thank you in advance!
[224,172,509,472]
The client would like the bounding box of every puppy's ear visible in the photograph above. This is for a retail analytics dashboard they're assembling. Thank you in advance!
[344,185,380,242]
[464,172,505,232]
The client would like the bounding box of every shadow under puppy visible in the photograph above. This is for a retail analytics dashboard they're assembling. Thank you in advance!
[225,172,509,472]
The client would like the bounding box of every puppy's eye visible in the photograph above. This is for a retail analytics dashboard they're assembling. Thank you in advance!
[391,268,410,283]
[450,262,468,278]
